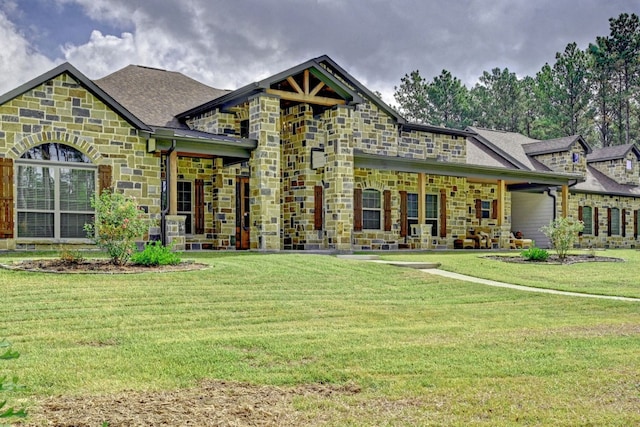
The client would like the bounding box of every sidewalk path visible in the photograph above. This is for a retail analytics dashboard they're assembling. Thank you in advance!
[421,268,640,302]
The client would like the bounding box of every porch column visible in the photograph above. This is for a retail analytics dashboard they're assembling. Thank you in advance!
[169,149,178,215]
[249,93,281,250]
[324,105,354,251]
[561,185,569,218]
[497,179,505,226]
[417,173,426,224]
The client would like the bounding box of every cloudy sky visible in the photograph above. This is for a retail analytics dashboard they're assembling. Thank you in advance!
[0,0,636,105]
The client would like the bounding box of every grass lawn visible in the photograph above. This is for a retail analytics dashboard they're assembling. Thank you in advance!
[380,249,640,299]
[0,251,639,426]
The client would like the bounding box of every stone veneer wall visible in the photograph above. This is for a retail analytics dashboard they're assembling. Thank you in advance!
[531,141,587,175]
[281,104,325,250]
[589,153,640,186]
[568,192,640,249]
[0,73,161,249]
[186,109,239,135]
[249,94,281,250]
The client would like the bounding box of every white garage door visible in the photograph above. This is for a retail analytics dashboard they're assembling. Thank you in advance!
[511,191,554,248]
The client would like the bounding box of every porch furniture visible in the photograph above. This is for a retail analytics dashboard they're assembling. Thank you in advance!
[467,227,492,249]
[454,238,476,249]
[510,232,533,249]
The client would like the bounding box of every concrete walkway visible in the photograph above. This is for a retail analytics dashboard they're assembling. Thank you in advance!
[422,269,640,302]
[337,255,640,302]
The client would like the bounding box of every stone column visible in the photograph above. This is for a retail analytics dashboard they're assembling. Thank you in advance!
[324,105,354,252]
[248,93,281,250]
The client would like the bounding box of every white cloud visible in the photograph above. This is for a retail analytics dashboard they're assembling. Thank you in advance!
[0,11,57,94]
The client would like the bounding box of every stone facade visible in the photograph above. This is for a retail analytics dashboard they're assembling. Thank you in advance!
[0,73,161,250]
[590,152,640,186]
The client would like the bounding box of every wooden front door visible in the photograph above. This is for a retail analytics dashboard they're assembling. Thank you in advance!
[235,177,250,250]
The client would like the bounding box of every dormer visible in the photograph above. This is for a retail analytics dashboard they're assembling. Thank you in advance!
[522,136,591,177]
[587,143,640,186]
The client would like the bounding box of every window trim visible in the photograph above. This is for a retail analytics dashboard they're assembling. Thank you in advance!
[15,157,97,241]
[581,206,593,235]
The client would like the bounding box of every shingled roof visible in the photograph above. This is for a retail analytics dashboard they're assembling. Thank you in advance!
[95,65,229,128]
[466,127,541,170]
[522,135,591,156]
[587,143,640,163]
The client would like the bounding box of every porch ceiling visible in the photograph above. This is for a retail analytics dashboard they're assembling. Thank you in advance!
[353,150,583,187]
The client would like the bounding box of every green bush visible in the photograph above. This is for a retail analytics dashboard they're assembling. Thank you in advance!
[1,340,27,422]
[520,246,549,262]
[131,241,181,266]
[540,217,584,262]
[84,190,151,266]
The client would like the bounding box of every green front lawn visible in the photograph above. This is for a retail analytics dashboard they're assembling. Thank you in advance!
[1,252,638,425]
[380,249,640,299]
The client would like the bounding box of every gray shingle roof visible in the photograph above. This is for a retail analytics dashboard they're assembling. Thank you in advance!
[587,143,640,163]
[522,135,590,155]
[572,165,640,196]
[467,127,540,170]
[95,65,229,127]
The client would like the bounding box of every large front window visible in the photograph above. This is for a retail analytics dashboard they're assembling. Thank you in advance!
[582,206,593,235]
[17,143,95,239]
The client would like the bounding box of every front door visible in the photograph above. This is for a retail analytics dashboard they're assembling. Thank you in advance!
[235,177,250,250]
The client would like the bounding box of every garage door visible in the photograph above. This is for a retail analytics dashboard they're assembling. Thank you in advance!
[511,192,554,248]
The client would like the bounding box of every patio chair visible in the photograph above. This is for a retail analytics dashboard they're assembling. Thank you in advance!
[510,232,533,249]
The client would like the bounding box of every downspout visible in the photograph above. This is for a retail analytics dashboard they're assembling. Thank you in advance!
[547,179,579,221]
[161,139,177,245]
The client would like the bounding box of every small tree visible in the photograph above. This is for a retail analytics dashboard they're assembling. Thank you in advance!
[540,217,584,262]
[84,190,150,265]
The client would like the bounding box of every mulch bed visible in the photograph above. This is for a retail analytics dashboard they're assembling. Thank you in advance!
[483,254,624,265]
[1,258,209,274]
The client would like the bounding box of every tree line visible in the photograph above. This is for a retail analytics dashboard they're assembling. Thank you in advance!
[393,13,640,147]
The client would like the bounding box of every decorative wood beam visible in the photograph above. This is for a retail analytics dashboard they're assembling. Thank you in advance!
[265,88,346,107]
[304,69,310,94]
[286,76,303,94]
[309,81,325,96]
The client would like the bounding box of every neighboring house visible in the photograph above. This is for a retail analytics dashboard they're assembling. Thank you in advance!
[0,55,635,251]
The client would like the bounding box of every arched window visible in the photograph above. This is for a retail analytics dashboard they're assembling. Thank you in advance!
[17,143,96,239]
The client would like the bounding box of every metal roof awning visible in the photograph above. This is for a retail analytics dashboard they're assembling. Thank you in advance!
[353,150,584,187]
[142,127,257,166]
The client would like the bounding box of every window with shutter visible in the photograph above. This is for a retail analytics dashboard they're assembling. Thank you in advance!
[314,185,323,230]
[354,188,362,231]
[383,190,391,231]
[0,158,14,238]
[194,179,204,235]
[399,191,407,237]
[439,189,447,238]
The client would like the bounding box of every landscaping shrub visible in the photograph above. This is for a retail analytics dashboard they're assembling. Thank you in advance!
[131,241,181,266]
[58,247,85,265]
[540,217,584,262]
[84,190,150,266]
[520,246,549,262]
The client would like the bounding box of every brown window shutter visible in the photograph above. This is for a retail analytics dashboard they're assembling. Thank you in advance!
[0,158,14,238]
[607,207,612,236]
[354,188,362,232]
[475,198,482,219]
[194,179,205,234]
[578,206,583,236]
[635,210,638,239]
[622,209,626,237]
[383,190,391,231]
[594,207,599,236]
[98,164,112,194]
[440,189,447,238]
[491,200,498,219]
[399,191,408,237]
[314,185,323,230]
